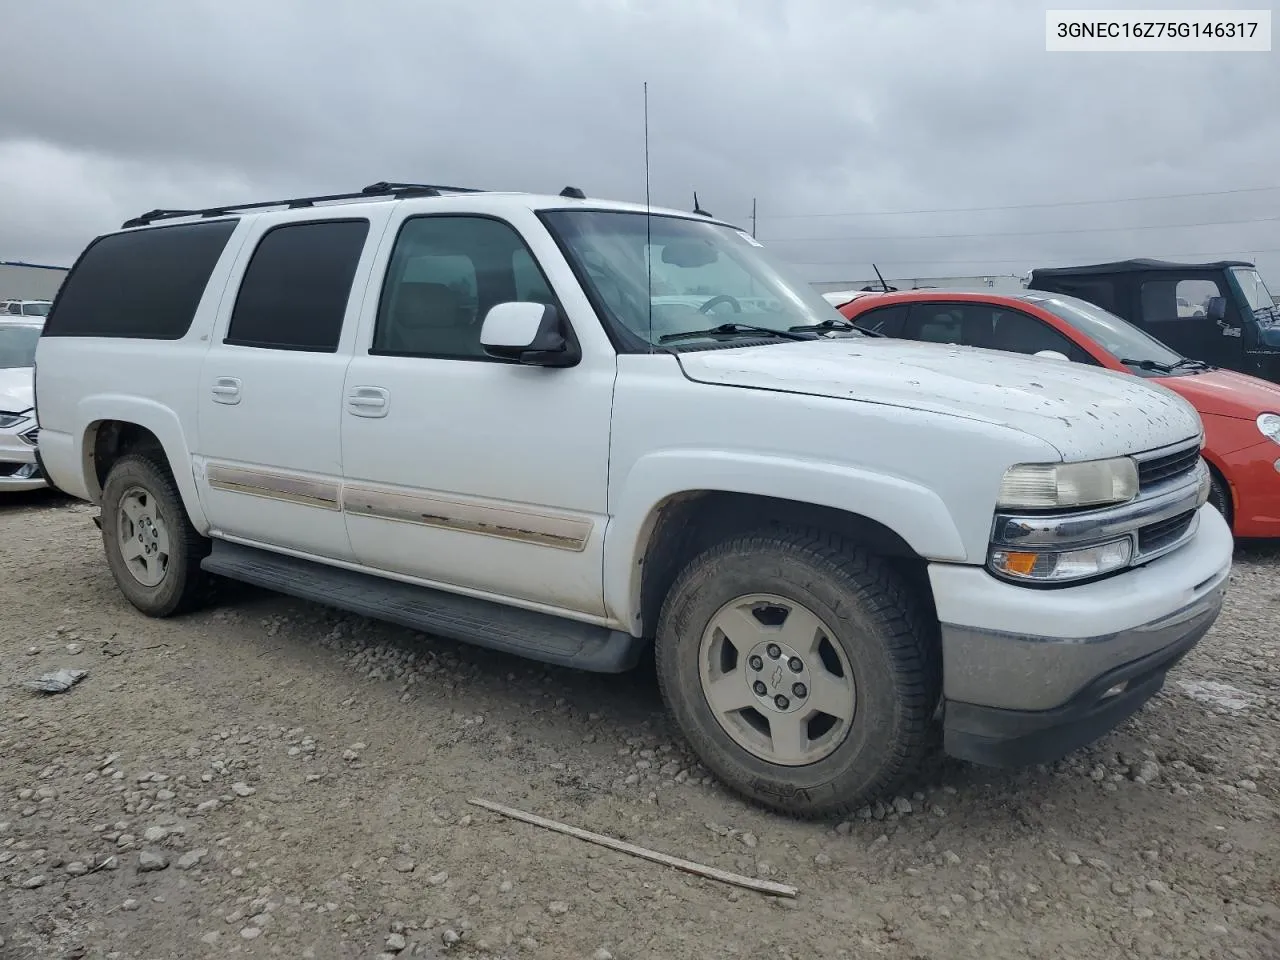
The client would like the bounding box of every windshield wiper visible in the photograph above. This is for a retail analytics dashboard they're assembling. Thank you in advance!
[1172,358,1211,371]
[787,317,878,336]
[658,323,811,344]
[1120,357,1175,373]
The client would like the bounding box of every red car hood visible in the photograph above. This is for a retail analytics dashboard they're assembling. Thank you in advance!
[1160,367,1280,420]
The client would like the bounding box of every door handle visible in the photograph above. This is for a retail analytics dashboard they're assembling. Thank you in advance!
[211,377,241,405]
[346,386,389,418]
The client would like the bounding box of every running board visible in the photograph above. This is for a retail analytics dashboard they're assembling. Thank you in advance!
[200,541,646,673]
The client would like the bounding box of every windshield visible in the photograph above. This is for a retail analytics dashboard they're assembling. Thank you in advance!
[541,210,858,347]
[1229,267,1277,315]
[1023,292,1184,370]
[0,325,41,369]
[21,302,51,317]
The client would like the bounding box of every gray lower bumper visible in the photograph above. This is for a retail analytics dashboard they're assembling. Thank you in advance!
[941,571,1227,713]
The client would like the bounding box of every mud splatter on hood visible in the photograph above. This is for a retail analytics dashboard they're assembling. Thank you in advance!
[676,338,1201,460]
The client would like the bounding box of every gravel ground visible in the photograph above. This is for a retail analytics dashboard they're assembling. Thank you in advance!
[1,492,1277,960]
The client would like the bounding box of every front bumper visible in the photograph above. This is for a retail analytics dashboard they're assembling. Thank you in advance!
[0,427,45,492]
[930,503,1232,767]
[942,582,1223,767]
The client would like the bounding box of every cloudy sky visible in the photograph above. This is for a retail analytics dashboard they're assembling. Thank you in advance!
[2,0,1277,287]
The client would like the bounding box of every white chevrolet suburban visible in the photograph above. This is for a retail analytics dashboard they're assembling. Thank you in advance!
[34,181,1233,817]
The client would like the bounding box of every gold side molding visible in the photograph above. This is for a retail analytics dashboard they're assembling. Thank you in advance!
[342,484,591,552]
[206,464,341,511]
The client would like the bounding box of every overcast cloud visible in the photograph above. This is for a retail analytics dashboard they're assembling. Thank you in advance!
[1,0,1277,286]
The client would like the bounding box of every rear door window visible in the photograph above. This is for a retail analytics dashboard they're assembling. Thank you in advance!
[42,219,239,339]
[225,219,370,352]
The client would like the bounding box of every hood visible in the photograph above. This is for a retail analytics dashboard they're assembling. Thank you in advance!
[1160,367,1280,420]
[675,337,1201,461]
[0,366,34,414]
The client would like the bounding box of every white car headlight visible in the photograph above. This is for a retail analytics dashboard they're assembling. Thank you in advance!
[0,409,33,430]
[997,457,1139,510]
[1257,413,1280,444]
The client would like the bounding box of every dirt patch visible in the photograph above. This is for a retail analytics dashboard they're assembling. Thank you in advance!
[2,493,1277,959]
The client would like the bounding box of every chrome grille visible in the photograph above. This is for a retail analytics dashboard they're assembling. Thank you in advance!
[1137,444,1200,489]
[18,427,38,446]
[1138,509,1197,555]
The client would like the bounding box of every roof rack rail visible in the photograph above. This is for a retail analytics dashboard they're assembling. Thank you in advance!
[120,180,488,229]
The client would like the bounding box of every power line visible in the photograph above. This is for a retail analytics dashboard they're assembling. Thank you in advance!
[759,184,1280,220]
[763,213,1280,244]
[785,247,1280,268]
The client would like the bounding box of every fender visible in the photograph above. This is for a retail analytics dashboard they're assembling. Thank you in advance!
[603,448,968,630]
[74,394,210,533]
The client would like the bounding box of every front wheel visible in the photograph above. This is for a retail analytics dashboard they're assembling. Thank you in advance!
[655,528,938,819]
[100,453,210,617]
[1207,471,1233,529]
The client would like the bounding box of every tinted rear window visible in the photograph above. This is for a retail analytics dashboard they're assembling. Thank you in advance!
[43,220,238,339]
[225,219,369,352]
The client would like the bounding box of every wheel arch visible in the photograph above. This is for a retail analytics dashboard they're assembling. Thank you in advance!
[76,397,209,532]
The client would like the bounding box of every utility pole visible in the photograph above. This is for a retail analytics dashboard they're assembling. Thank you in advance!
[750,198,757,238]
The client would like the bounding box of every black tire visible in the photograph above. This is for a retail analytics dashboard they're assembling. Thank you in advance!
[100,453,211,617]
[1207,470,1233,528]
[655,527,939,819]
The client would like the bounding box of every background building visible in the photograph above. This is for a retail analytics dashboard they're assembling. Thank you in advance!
[0,260,69,301]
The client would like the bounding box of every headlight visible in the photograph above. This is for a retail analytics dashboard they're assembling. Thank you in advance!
[990,538,1133,584]
[1257,413,1280,444]
[0,410,33,429]
[997,457,1138,510]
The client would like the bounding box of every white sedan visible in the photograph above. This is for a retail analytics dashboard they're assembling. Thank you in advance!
[0,319,45,491]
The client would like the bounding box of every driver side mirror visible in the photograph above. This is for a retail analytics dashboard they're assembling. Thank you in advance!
[1034,349,1071,362]
[480,302,580,368]
[1206,296,1228,324]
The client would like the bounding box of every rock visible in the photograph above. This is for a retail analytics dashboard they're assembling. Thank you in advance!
[441,929,460,946]
[1064,852,1082,866]
[201,932,219,945]
[427,871,449,886]
[176,849,208,871]
[196,799,220,814]
[1133,907,1155,919]
[814,853,832,867]
[143,827,167,843]
[547,900,570,916]
[65,861,89,876]
[499,879,514,892]
[1136,760,1161,783]
[740,832,758,848]
[1146,879,1172,896]
[386,933,407,951]
[22,875,46,889]
[943,850,962,865]
[231,782,256,798]
[1111,880,1132,895]
[121,899,140,911]
[97,855,120,871]
[593,950,615,960]
[392,858,416,874]
[66,643,83,655]
[892,797,913,815]
[342,750,359,762]
[240,927,261,940]
[138,850,169,872]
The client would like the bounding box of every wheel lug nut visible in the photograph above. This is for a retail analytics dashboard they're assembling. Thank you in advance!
[792,682,807,698]
[774,695,790,710]
[766,644,781,660]
[788,657,803,673]
[748,655,764,671]
[753,681,767,696]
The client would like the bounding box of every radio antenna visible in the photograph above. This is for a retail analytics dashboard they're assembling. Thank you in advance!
[872,262,890,292]
[644,81,653,353]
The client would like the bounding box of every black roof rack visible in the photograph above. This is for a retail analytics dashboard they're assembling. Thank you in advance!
[121,180,489,229]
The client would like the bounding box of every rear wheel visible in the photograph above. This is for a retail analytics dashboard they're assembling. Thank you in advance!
[655,527,938,819]
[101,453,210,617]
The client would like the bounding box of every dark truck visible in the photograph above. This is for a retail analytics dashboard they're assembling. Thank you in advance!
[1027,259,1280,383]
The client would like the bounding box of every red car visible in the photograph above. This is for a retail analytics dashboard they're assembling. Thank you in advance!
[838,289,1280,537]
